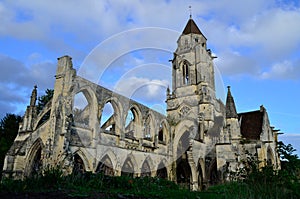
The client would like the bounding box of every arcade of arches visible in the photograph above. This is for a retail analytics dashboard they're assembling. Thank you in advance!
[2,17,281,191]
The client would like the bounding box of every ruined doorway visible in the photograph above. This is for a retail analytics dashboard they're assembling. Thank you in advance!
[28,146,42,177]
[121,158,134,177]
[73,154,85,175]
[208,159,219,186]
[96,155,114,176]
[176,156,191,189]
[198,163,203,190]
[156,162,168,179]
[176,131,191,189]
[141,160,151,177]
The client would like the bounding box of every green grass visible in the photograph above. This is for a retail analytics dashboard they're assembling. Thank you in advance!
[0,167,299,199]
[0,170,218,198]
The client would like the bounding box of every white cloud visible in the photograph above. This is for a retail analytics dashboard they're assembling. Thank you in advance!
[246,8,300,59]
[1,0,300,120]
[260,60,300,80]
[0,54,56,118]
[200,2,300,79]
[215,50,260,76]
[114,76,169,105]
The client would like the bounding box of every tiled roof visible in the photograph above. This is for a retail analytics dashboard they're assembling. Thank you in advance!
[182,18,203,35]
[238,110,264,140]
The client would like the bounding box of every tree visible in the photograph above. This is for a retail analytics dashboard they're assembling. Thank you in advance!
[0,114,22,173]
[277,141,300,178]
[37,89,54,114]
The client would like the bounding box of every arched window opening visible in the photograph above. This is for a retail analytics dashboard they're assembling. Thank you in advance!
[158,126,163,142]
[144,115,151,140]
[125,109,134,127]
[158,122,167,144]
[96,155,114,176]
[36,110,51,129]
[121,158,134,177]
[73,92,89,127]
[73,154,85,175]
[100,102,115,133]
[183,62,189,85]
[156,162,167,179]
[125,108,138,139]
[141,160,151,177]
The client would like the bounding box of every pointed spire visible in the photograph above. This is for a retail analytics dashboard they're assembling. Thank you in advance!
[226,86,238,118]
[30,85,37,106]
[182,17,203,35]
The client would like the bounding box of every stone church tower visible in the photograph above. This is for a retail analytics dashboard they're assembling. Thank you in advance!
[167,16,228,190]
[2,16,281,191]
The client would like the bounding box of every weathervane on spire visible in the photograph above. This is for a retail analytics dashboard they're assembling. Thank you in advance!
[189,5,192,18]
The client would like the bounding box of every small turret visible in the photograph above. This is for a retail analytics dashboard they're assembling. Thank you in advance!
[225,86,241,141]
[20,85,38,132]
[226,86,238,118]
[30,85,37,106]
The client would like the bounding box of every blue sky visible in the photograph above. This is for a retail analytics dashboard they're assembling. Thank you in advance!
[0,0,300,155]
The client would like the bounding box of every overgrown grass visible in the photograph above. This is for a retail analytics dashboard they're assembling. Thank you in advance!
[0,169,218,198]
[0,167,299,198]
[208,166,300,199]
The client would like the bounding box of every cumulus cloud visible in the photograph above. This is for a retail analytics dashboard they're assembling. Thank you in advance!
[112,75,169,112]
[215,50,260,76]
[1,0,300,121]
[260,60,300,80]
[199,2,300,79]
[0,54,56,89]
[0,54,56,117]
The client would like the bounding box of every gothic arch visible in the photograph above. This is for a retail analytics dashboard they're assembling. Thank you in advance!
[96,155,114,176]
[175,131,192,189]
[34,102,52,129]
[35,110,51,129]
[156,159,168,179]
[158,119,170,144]
[72,86,98,130]
[140,159,151,177]
[98,148,120,171]
[99,97,123,134]
[144,156,155,176]
[72,149,91,174]
[121,156,137,177]
[24,138,44,177]
[173,119,197,159]
[124,104,143,139]
[143,112,155,140]
[177,60,192,85]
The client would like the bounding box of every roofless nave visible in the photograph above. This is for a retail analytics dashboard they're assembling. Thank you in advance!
[3,16,280,190]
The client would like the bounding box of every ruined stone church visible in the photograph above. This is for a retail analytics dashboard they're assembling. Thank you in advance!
[3,17,280,190]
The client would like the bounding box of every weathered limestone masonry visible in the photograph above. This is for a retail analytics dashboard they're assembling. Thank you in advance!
[2,17,280,190]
